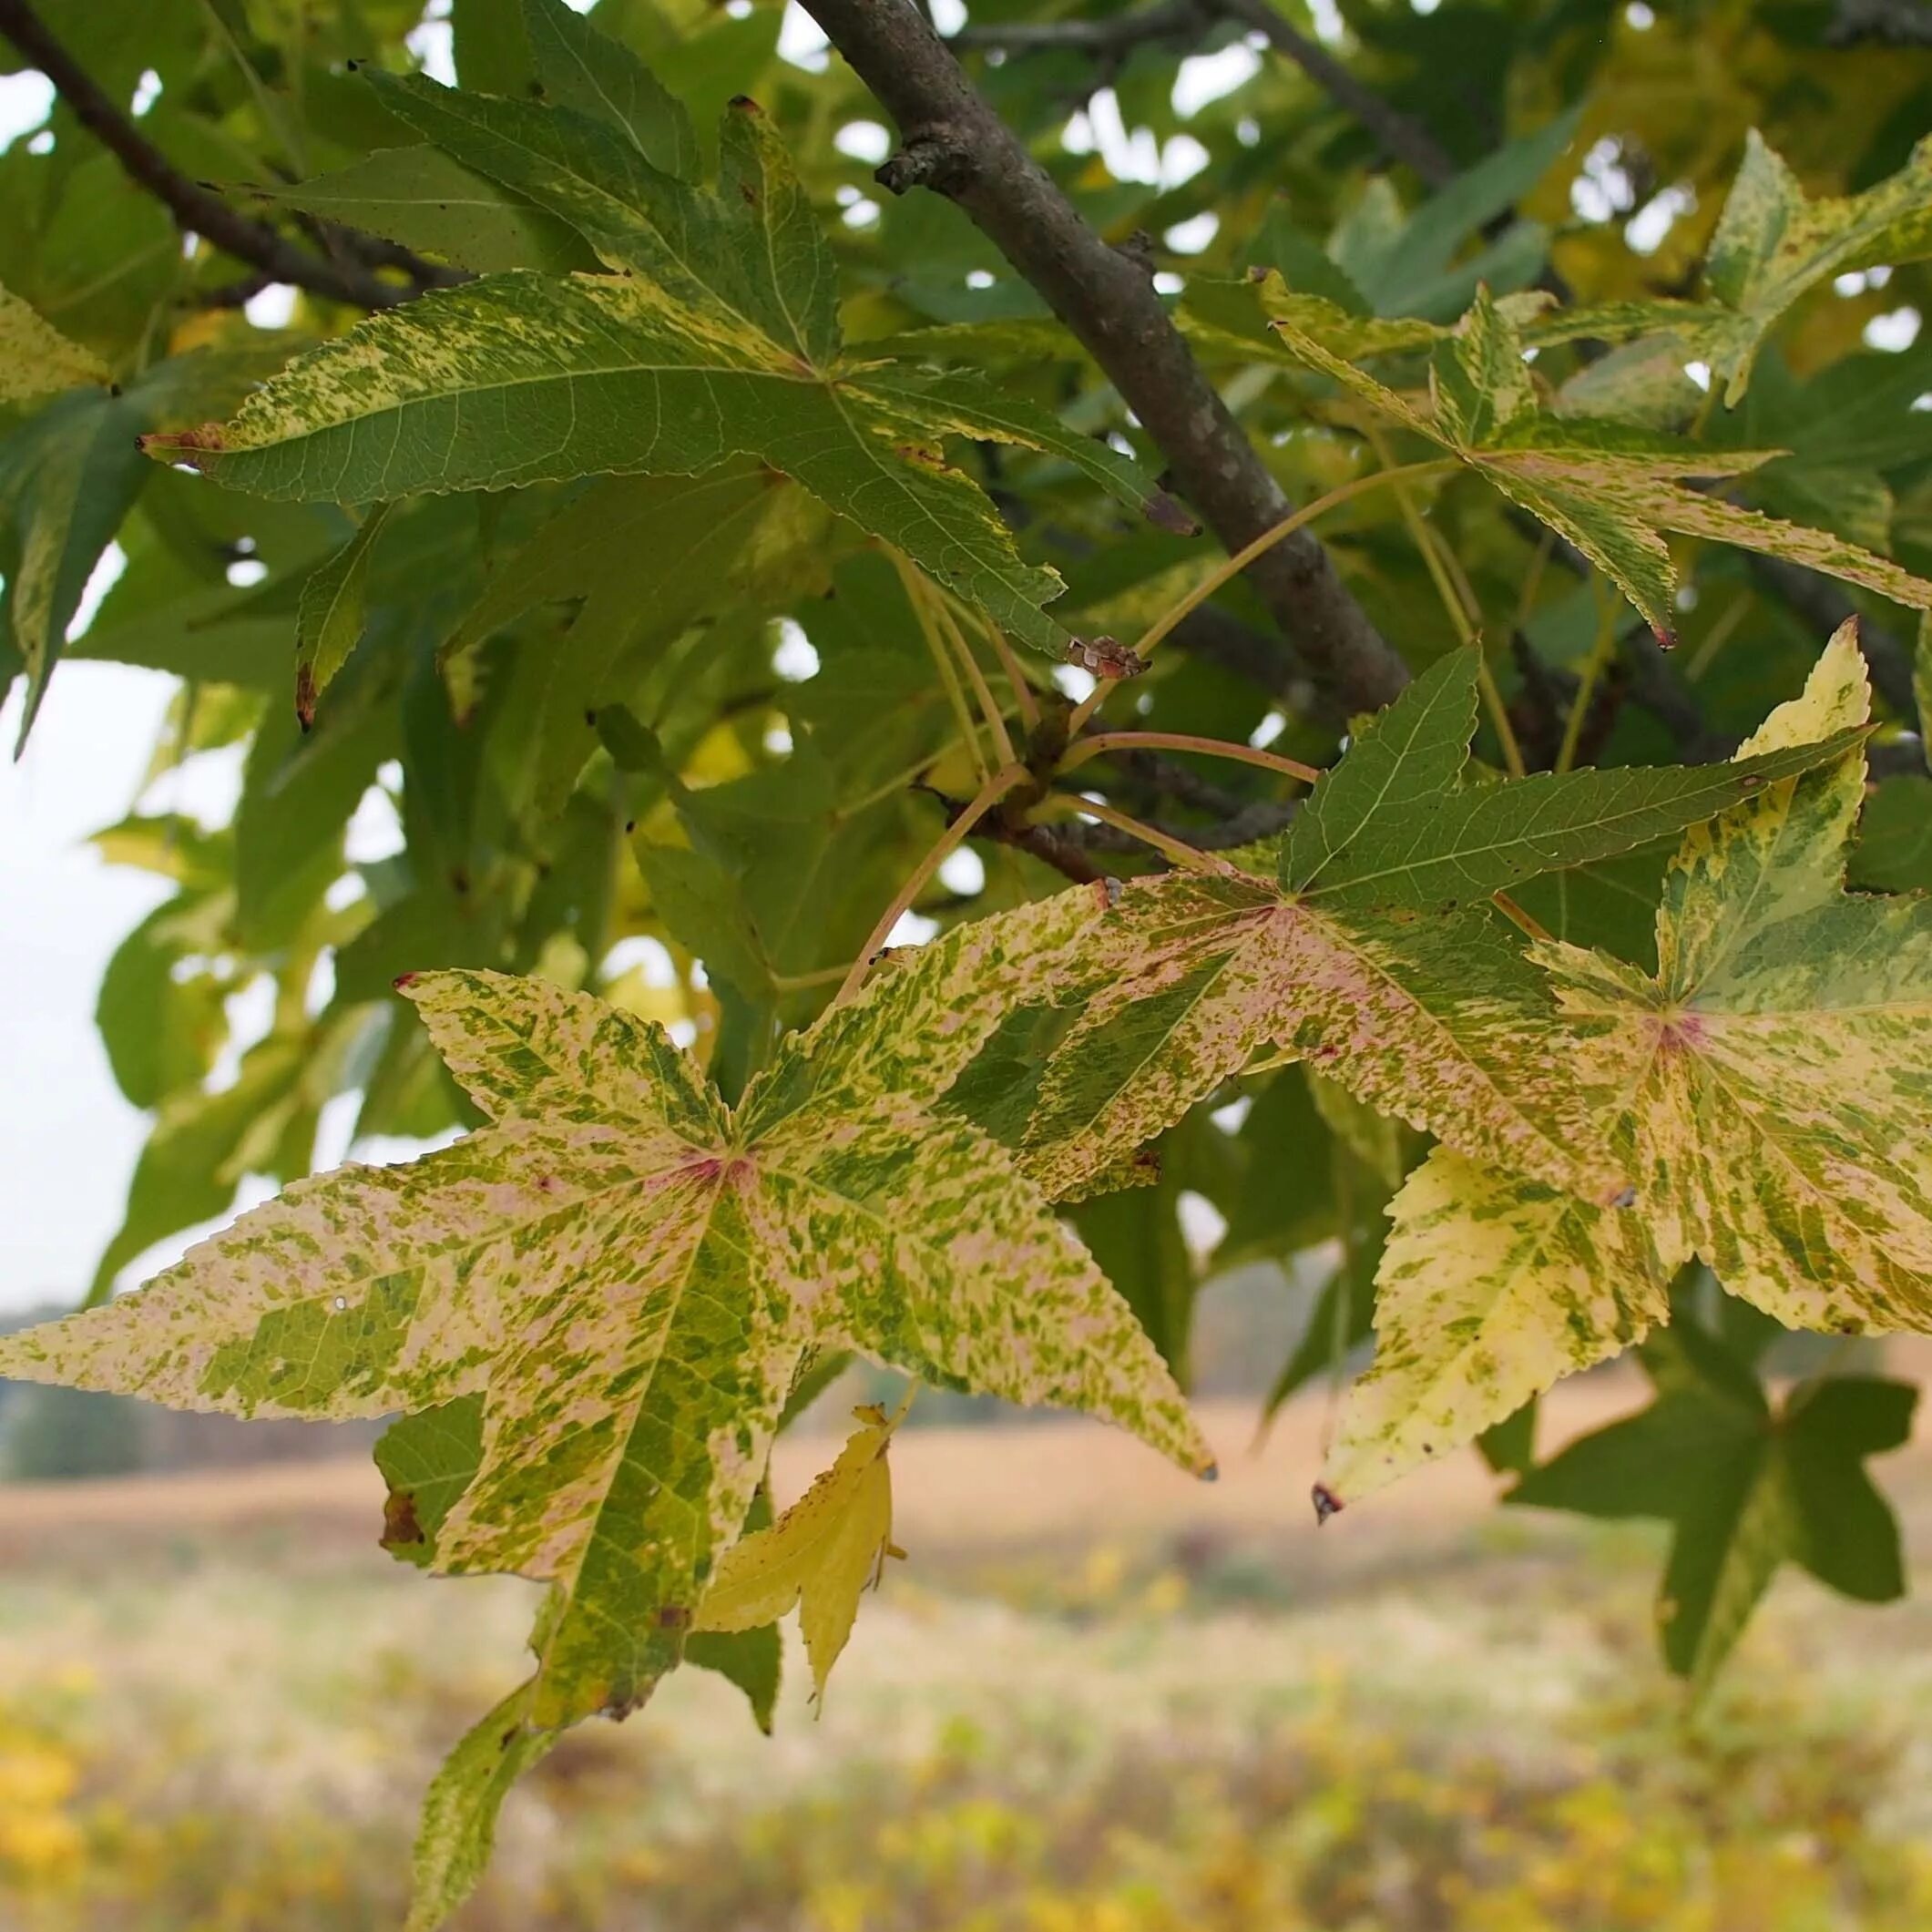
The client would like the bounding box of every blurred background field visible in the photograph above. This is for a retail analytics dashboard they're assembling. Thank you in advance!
[3,1367,1932,1931]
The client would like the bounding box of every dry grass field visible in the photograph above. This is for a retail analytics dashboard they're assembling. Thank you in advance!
[1,1376,1931,1928]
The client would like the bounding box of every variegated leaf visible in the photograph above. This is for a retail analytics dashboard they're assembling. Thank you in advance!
[1269,286,1932,641]
[1698,132,1932,404]
[0,890,1206,1925]
[1535,622,1932,1334]
[139,67,1173,651]
[1317,1147,1677,1512]
[1019,650,1861,1203]
[0,281,110,404]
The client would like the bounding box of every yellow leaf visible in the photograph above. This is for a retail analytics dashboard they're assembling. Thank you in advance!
[693,1393,912,1708]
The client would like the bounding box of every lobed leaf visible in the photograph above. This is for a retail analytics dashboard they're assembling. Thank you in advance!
[1267,286,1932,641]
[1317,1148,1675,1512]
[1019,651,1860,1205]
[693,1395,910,1707]
[1513,1324,1915,1690]
[1535,623,1932,1334]
[0,902,1209,1926]
[140,58,1176,652]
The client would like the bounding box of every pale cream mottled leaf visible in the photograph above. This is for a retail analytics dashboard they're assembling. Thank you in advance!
[1018,651,1859,1206]
[1269,287,1932,640]
[0,900,1208,1925]
[1699,132,1932,404]
[0,282,109,404]
[1318,1148,1678,1511]
[693,1395,909,1706]
[1537,623,1932,1334]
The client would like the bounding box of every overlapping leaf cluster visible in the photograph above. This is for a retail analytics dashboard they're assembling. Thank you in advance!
[3,0,1932,1917]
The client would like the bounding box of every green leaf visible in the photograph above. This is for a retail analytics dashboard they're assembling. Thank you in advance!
[1264,285,1932,641]
[1,350,280,742]
[143,82,1173,650]
[1277,651,1859,909]
[406,1681,557,1932]
[96,892,231,1109]
[375,1396,485,1569]
[1017,650,1859,1205]
[1917,613,1932,769]
[262,147,600,275]
[521,0,700,180]
[1512,1333,1915,1691]
[1317,1148,1673,1511]
[295,504,392,727]
[1851,774,1932,891]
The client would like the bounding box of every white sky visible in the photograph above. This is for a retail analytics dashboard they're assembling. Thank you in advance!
[1,665,179,1309]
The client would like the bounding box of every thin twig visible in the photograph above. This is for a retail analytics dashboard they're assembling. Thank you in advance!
[1065,730,1321,786]
[835,762,1030,1004]
[1067,457,1456,735]
[895,552,992,782]
[800,0,1411,718]
[1048,794,1244,874]
[0,0,445,310]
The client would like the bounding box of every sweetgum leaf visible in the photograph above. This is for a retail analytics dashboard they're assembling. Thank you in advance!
[0,281,110,404]
[1536,622,1932,1333]
[1262,282,1932,640]
[294,504,390,726]
[0,893,1209,1927]
[692,1394,911,1708]
[1017,650,1861,1204]
[1318,1147,1673,1510]
[139,36,1175,652]
[1512,1326,1915,1691]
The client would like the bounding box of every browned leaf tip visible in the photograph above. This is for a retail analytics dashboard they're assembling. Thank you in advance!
[139,424,226,461]
[1066,635,1149,680]
[1651,625,1678,650]
[380,1488,424,1551]
[1144,489,1200,537]
[393,971,419,990]
[294,666,318,732]
[1311,1483,1343,1524]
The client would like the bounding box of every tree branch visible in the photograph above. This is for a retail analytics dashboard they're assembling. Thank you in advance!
[0,0,450,311]
[1214,0,1454,188]
[800,0,1411,718]
[953,0,1454,187]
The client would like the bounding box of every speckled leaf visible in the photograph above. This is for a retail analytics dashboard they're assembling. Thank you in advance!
[1534,623,1932,1334]
[406,1680,557,1932]
[1318,1148,1676,1511]
[693,1395,909,1706]
[140,73,1174,650]
[294,504,390,726]
[0,282,109,404]
[0,898,1206,1927]
[1698,132,1932,404]
[1022,652,1855,1204]
[1269,288,1932,640]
